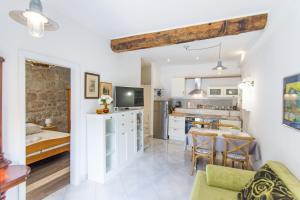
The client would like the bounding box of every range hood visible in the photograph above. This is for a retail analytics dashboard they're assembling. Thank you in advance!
[188,78,206,96]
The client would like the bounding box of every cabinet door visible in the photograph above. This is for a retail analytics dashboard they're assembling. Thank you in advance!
[127,127,135,160]
[171,78,185,98]
[207,87,223,97]
[169,116,185,129]
[125,112,135,161]
[168,128,185,141]
[118,131,127,165]
[224,87,239,97]
[136,112,143,153]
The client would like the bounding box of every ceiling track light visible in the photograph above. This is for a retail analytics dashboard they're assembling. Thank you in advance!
[183,43,228,73]
[9,0,59,38]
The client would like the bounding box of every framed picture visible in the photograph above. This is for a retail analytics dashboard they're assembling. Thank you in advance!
[85,72,100,99]
[283,73,300,130]
[100,82,113,97]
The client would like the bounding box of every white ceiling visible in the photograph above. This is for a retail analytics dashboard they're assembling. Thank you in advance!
[45,0,271,39]
[44,0,272,65]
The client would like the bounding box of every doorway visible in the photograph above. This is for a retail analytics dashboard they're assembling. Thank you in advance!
[25,60,71,200]
[141,58,153,148]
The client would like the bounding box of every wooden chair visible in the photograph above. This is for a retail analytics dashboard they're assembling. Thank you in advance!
[189,122,212,161]
[222,134,255,170]
[192,121,212,129]
[217,123,239,130]
[191,131,218,175]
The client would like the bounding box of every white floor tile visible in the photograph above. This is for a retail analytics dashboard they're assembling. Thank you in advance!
[43,139,195,200]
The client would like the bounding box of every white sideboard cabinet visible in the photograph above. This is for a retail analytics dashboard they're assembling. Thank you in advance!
[87,109,144,183]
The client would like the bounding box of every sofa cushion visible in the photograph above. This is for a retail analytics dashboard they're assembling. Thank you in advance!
[267,161,300,199]
[190,171,237,200]
[206,165,255,192]
[238,164,296,200]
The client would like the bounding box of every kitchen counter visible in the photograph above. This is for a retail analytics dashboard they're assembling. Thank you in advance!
[170,108,241,121]
[170,112,241,121]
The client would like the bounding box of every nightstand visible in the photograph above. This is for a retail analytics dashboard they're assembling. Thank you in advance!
[42,125,58,131]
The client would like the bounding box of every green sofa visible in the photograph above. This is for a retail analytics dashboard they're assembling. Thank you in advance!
[190,161,300,200]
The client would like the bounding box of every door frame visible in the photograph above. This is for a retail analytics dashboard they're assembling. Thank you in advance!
[18,50,83,200]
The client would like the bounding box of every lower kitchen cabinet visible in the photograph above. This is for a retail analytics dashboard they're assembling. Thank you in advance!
[168,116,185,141]
[86,109,144,183]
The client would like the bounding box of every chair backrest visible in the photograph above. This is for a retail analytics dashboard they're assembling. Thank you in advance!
[223,134,255,157]
[191,131,218,152]
[192,121,212,129]
[217,123,240,130]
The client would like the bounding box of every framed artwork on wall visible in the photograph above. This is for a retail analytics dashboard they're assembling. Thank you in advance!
[85,72,100,99]
[283,73,300,130]
[100,82,113,97]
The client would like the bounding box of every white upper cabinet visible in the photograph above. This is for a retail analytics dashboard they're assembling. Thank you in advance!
[207,87,223,97]
[171,78,185,98]
[207,86,239,98]
[224,87,239,97]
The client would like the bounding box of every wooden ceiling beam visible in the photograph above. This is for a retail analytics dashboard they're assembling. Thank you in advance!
[111,13,268,53]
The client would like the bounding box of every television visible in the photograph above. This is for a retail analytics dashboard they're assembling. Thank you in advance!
[115,86,144,108]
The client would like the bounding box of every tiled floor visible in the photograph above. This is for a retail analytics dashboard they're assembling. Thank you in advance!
[43,139,197,200]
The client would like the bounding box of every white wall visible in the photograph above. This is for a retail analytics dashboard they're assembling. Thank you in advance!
[241,0,300,178]
[0,1,141,199]
[154,61,241,98]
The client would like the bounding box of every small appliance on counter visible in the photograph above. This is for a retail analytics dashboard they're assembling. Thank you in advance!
[154,88,166,100]
[174,100,182,108]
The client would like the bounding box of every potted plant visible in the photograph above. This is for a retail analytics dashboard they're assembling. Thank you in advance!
[98,95,113,113]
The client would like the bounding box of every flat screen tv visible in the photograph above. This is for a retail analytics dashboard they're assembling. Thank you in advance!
[115,86,144,108]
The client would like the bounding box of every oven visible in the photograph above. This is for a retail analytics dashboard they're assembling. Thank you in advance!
[185,116,219,133]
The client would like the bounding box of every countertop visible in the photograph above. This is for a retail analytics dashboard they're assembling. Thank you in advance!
[169,112,241,121]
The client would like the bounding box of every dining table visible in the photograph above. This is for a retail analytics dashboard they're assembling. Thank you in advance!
[186,127,261,161]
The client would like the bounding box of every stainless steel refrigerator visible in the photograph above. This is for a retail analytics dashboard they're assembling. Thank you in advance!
[153,100,169,140]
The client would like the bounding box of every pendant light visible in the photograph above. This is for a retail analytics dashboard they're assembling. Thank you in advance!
[9,0,59,38]
[212,43,227,72]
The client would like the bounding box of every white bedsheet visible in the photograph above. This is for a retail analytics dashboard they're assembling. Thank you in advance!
[26,130,70,146]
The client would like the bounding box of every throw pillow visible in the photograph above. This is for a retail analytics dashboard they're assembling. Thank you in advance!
[238,164,296,200]
[26,123,42,135]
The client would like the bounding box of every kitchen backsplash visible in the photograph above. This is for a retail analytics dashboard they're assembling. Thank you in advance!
[171,98,237,110]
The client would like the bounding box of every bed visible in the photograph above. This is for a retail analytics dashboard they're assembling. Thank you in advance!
[26,129,70,165]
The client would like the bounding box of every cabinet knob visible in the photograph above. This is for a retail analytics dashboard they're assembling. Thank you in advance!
[122,123,124,126]
[122,132,125,135]
[131,129,133,132]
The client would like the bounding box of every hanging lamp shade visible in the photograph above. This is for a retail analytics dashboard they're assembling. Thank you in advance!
[9,0,59,38]
[212,43,228,73]
[212,60,227,71]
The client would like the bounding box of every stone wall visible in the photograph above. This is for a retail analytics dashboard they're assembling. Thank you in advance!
[26,61,71,132]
